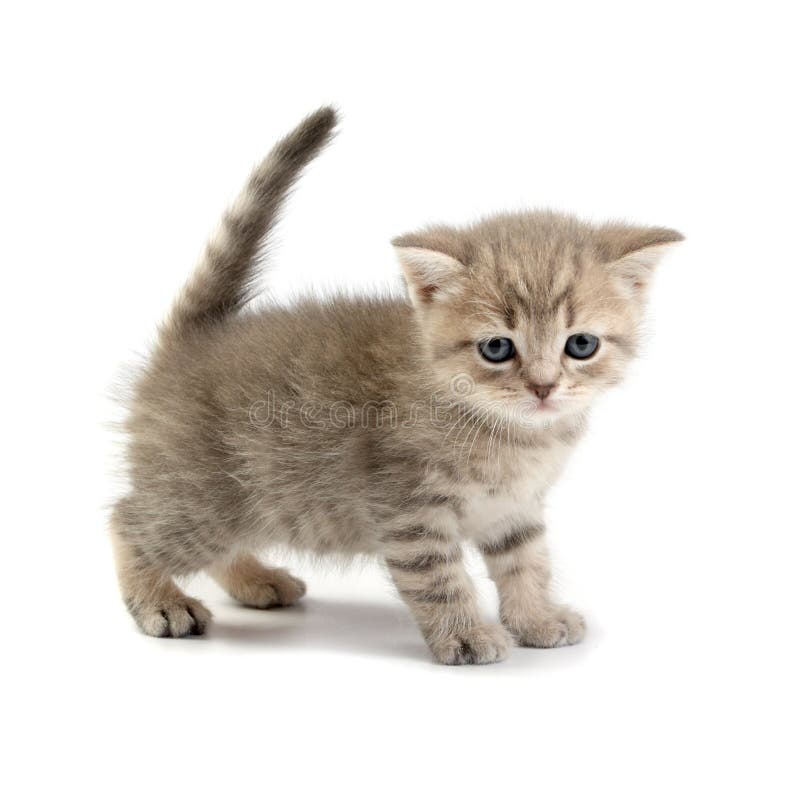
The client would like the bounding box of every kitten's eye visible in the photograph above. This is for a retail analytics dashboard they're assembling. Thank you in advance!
[478,337,516,363]
[565,333,599,359]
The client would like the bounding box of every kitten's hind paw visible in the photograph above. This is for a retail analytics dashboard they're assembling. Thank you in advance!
[213,555,307,610]
[235,569,306,609]
[128,595,212,638]
[510,605,586,648]
[429,623,512,666]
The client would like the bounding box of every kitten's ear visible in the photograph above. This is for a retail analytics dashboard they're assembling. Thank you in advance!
[597,225,684,298]
[392,240,465,306]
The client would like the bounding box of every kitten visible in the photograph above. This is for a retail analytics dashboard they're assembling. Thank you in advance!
[111,106,682,664]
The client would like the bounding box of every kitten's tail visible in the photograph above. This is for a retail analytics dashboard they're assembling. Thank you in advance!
[165,106,338,336]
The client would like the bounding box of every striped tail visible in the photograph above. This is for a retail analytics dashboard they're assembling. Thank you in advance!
[166,106,338,335]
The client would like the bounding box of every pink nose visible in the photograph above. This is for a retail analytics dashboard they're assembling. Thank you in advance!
[528,383,556,400]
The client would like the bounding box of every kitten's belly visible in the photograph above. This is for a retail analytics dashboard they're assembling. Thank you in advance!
[253,443,568,554]
[252,492,380,556]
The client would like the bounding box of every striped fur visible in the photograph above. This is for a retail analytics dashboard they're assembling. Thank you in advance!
[478,523,545,556]
[482,529,585,647]
[168,106,338,335]
[384,524,511,664]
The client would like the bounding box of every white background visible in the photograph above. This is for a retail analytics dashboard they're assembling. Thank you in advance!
[3,2,798,798]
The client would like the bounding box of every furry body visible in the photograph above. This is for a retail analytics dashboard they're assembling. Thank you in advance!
[111,107,681,663]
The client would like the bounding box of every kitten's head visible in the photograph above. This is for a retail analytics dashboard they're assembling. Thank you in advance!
[393,212,682,427]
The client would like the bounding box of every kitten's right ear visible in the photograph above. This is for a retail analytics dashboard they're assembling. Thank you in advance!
[596,225,684,300]
[392,241,465,306]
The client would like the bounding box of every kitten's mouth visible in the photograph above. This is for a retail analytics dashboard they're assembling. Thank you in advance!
[534,399,558,413]
[501,396,564,428]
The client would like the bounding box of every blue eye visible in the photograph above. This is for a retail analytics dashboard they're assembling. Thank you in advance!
[565,333,599,359]
[478,337,516,363]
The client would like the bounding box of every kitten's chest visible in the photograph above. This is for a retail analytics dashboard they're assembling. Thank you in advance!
[455,446,569,539]
[458,482,540,539]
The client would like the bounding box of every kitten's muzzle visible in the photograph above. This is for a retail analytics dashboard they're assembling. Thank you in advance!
[527,382,557,400]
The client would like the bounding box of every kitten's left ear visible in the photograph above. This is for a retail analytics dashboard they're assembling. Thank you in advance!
[597,225,684,298]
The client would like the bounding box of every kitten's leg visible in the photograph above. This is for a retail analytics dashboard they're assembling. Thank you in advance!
[383,524,511,665]
[110,526,212,638]
[480,522,585,648]
[209,553,306,609]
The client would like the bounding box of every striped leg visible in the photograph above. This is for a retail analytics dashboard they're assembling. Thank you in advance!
[480,522,585,648]
[383,523,511,665]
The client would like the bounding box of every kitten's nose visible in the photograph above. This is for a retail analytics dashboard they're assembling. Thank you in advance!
[528,383,556,400]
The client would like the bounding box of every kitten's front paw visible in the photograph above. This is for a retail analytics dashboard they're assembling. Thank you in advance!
[510,605,586,648]
[429,623,512,665]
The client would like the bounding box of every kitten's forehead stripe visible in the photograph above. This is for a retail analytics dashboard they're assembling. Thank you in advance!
[564,289,576,328]
[502,287,525,328]
[546,284,575,319]
[479,260,579,332]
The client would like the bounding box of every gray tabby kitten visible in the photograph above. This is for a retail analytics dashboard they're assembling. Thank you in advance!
[111,107,682,665]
